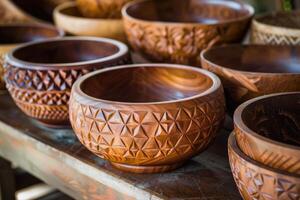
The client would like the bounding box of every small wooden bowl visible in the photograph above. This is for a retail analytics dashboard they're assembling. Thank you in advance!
[122,0,254,65]
[251,11,300,45]
[54,2,127,42]
[228,133,300,200]
[201,44,300,109]
[70,64,226,173]
[234,92,300,174]
[0,23,64,90]
[5,37,130,128]
[76,0,133,19]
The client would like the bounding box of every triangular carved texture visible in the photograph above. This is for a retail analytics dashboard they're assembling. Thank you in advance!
[70,89,226,165]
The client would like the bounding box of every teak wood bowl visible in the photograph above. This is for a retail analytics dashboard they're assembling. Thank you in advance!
[251,11,300,45]
[122,0,254,65]
[0,23,64,90]
[5,37,130,128]
[228,133,300,200]
[54,2,127,42]
[234,92,300,174]
[201,45,300,110]
[70,64,226,173]
[76,0,133,19]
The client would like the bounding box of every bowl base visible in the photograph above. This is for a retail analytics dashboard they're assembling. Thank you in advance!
[110,161,184,173]
[35,120,71,129]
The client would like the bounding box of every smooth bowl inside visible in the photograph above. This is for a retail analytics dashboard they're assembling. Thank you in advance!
[57,2,87,18]
[241,93,300,147]
[202,45,300,73]
[11,39,120,64]
[80,66,213,103]
[125,0,252,24]
[0,25,62,44]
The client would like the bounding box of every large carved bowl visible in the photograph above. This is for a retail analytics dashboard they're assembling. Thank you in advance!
[5,37,130,128]
[70,64,226,173]
[76,0,133,18]
[54,2,127,42]
[251,11,300,45]
[201,45,300,110]
[228,133,300,200]
[122,0,254,65]
[0,23,64,90]
[234,92,300,175]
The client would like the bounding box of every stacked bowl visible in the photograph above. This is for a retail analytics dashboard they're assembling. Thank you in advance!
[229,92,300,200]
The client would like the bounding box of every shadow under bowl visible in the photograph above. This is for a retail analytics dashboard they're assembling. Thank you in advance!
[228,133,300,200]
[54,2,127,42]
[70,64,226,173]
[0,23,64,90]
[122,0,254,65]
[5,36,130,128]
[233,92,300,174]
[201,44,300,111]
[251,10,300,45]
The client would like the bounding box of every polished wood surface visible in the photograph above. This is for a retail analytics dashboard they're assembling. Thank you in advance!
[54,2,127,42]
[70,64,226,173]
[201,45,300,109]
[5,37,130,127]
[76,0,133,18]
[0,93,240,199]
[234,92,300,174]
[228,133,300,200]
[123,0,253,65]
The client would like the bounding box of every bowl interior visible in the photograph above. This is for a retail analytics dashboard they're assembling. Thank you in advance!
[125,0,252,23]
[58,3,85,18]
[203,45,300,73]
[241,93,300,147]
[257,11,300,29]
[12,39,120,64]
[0,25,61,44]
[80,66,213,103]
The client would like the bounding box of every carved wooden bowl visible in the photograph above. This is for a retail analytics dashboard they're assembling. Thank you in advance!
[201,45,300,110]
[234,92,300,175]
[76,0,133,19]
[5,37,130,128]
[70,64,226,173]
[251,11,300,45]
[0,23,64,90]
[54,2,127,42]
[228,133,300,200]
[122,0,254,65]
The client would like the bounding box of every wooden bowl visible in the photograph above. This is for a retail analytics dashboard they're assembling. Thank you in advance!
[0,23,64,90]
[251,11,300,45]
[234,92,300,174]
[54,2,127,42]
[228,133,300,200]
[76,0,133,19]
[5,37,130,128]
[70,64,226,173]
[122,0,254,65]
[201,44,300,110]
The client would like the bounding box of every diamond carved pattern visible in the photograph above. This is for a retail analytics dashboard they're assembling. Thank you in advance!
[70,87,225,166]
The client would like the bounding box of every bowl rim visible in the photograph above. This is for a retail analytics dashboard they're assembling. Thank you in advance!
[200,44,300,75]
[0,23,65,46]
[228,132,300,178]
[233,92,300,152]
[6,36,129,70]
[54,2,123,22]
[73,63,222,105]
[253,10,300,34]
[122,0,254,26]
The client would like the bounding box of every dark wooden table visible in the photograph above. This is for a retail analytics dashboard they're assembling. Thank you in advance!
[0,93,240,200]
